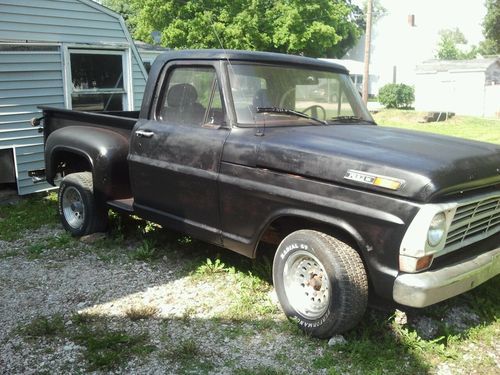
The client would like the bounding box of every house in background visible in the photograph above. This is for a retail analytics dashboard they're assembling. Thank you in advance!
[134,40,169,73]
[415,58,500,118]
[0,0,148,195]
[344,0,487,95]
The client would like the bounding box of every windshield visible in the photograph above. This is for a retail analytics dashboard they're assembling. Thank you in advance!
[227,63,373,126]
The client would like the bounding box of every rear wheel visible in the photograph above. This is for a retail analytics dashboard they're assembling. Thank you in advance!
[58,172,107,236]
[273,230,368,338]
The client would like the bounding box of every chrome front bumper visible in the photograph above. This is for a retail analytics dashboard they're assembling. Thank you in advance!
[393,247,500,307]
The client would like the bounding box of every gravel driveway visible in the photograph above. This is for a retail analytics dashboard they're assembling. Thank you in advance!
[1,224,498,374]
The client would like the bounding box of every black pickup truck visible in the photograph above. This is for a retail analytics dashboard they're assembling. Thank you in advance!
[36,50,499,338]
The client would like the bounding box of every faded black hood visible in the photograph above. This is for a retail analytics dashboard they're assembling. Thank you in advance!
[256,125,500,202]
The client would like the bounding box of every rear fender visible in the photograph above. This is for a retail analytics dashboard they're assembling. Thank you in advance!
[45,126,130,198]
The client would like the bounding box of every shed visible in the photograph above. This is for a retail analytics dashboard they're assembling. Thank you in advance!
[134,40,169,73]
[415,58,500,118]
[0,0,148,195]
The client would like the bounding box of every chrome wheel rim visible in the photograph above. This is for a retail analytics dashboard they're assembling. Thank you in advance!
[62,186,85,229]
[283,250,330,320]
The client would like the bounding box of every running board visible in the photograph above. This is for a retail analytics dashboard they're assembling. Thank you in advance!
[107,198,134,213]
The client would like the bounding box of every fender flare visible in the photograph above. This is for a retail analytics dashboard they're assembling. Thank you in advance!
[254,208,370,258]
[45,126,129,198]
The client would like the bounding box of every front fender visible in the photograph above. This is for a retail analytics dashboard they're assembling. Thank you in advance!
[256,208,370,256]
[45,126,129,198]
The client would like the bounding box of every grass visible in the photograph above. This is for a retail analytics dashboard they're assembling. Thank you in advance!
[73,327,154,371]
[18,313,155,371]
[129,239,158,261]
[0,192,58,241]
[125,305,159,321]
[161,337,214,372]
[311,279,500,374]
[374,109,500,144]
[26,232,74,259]
[18,314,65,339]
[191,255,278,320]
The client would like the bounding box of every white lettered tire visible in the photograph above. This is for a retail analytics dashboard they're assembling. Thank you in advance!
[273,230,368,338]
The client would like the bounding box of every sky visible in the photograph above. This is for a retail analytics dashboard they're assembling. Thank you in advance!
[352,0,487,45]
[346,0,488,89]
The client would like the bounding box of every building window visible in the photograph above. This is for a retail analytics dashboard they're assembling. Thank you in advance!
[68,50,128,111]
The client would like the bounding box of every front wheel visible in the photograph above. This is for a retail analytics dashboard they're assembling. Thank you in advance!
[58,172,108,236]
[273,230,368,338]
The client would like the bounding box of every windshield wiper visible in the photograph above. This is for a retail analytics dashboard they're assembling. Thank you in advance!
[256,107,327,125]
[328,116,376,124]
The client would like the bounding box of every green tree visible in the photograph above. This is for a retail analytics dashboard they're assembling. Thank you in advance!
[436,28,477,60]
[101,0,135,28]
[103,0,363,58]
[478,0,499,55]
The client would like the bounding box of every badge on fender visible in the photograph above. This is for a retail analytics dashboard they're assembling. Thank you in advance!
[344,169,404,190]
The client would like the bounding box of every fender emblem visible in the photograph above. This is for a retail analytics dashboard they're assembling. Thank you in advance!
[344,170,405,190]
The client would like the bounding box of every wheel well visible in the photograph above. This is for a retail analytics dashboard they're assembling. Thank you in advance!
[53,150,91,177]
[257,215,375,296]
[258,216,361,256]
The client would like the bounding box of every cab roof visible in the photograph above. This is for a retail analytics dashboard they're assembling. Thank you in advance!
[153,49,348,74]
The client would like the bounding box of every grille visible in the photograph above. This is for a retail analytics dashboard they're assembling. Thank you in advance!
[445,195,500,250]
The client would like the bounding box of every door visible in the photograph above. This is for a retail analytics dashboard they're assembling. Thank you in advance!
[128,64,229,244]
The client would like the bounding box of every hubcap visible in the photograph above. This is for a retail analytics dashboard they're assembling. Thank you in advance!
[283,250,330,320]
[62,186,85,229]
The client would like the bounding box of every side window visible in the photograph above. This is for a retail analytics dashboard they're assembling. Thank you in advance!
[158,67,223,126]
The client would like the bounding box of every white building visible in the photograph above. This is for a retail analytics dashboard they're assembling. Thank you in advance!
[415,58,500,118]
[345,0,487,94]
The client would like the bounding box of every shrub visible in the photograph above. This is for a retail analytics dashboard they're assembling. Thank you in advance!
[378,83,415,109]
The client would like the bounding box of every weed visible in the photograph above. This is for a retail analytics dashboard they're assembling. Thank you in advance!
[130,239,157,261]
[142,221,158,234]
[71,312,95,326]
[0,249,20,259]
[195,258,228,276]
[18,314,65,339]
[27,243,45,259]
[223,270,277,320]
[181,306,197,321]
[125,305,159,321]
[44,233,73,249]
[163,338,200,361]
[73,327,154,371]
[235,366,288,375]
[177,235,193,245]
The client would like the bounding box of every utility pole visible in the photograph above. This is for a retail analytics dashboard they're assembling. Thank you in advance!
[362,0,373,104]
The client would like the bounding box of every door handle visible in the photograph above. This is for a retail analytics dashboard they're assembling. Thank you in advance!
[135,130,155,138]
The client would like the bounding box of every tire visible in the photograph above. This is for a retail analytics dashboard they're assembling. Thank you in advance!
[273,229,368,338]
[58,172,108,236]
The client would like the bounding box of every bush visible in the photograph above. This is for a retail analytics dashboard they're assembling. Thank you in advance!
[378,83,415,109]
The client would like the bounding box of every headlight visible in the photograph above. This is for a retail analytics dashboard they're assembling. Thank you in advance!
[427,212,447,246]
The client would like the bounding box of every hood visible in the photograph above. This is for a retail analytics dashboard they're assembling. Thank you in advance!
[256,125,500,202]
